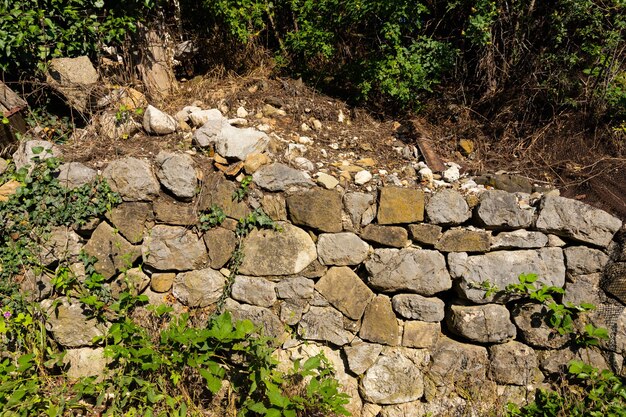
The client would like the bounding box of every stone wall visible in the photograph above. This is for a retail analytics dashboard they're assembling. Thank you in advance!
[23,146,626,417]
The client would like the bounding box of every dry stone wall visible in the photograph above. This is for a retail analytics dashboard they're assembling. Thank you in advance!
[18,144,626,416]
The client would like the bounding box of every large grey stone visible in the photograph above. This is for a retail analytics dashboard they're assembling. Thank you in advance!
[192,112,223,147]
[13,140,61,170]
[317,233,369,265]
[142,225,208,271]
[316,266,374,320]
[426,189,471,225]
[39,226,83,266]
[286,188,343,233]
[106,202,152,244]
[203,227,237,269]
[392,294,445,322]
[491,230,548,250]
[343,192,376,229]
[253,163,314,191]
[476,190,533,229]
[427,337,489,387]
[239,222,316,276]
[536,195,622,247]
[63,347,107,380]
[172,268,225,307]
[446,304,516,343]
[143,105,178,135]
[231,276,277,307]
[56,162,96,189]
[488,341,539,386]
[344,341,383,375]
[103,157,160,201]
[511,303,569,349]
[564,246,609,275]
[360,348,428,404]
[155,151,197,200]
[450,248,565,303]
[365,248,451,295]
[217,123,270,161]
[298,306,354,346]
[42,299,106,347]
[563,273,603,306]
[154,197,198,226]
[359,295,400,345]
[83,221,140,279]
[46,56,98,112]
[225,299,287,340]
[275,277,315,299]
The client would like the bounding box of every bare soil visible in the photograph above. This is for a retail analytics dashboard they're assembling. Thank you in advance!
[59,73,626,220]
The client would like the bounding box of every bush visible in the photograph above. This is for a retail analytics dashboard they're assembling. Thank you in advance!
[0,0,156,75]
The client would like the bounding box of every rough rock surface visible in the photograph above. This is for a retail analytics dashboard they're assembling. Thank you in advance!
[402,321,440,348]
[365,248,451,295]
[83,221,140,279]
[392,294,445,322]
[103,157,160,201]
[446,304,516,343]
[57,162,96,189]
[46,56,98,112]
[476,190,533,229]
[142,225,208,271]
[253,163,314,191]
[536,195,622,247]
[239,222,317,276]
[345,341,384,375]
[511,303,569,349]
[377,187,424,224]
[196,121,270,161]
[286,188,343,232]
[203,227,237,269]
[143,105,178,135]
[408,223,442,246]
[360,348,428,404]
[344,192,376,229]
[39,226,83,266]
[106,202,152,244]
[155,151,197,200]
[359,295,400,345]
[315,266,374,320]
[434,228,490,253]
[360,225,408,248]
[172,268,225,307]
[317,232,370,265]
[63,347,107,380]
[275,277,315,300]
[428,337,489,386]
[231,276,277,307]
[13,140,61,170]
[298,306,354,346]
[488,341,539,386]
[450,248,565,303]
[225,299,287,340]
[564,246,609,275]
[491,230,548,249]
[426,189,471,225]
[42,299,106,347]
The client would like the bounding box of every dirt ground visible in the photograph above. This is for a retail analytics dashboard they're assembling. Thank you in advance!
[58,74,626,221]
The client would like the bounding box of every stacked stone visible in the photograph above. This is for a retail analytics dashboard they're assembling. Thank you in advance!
[25,151,625,417]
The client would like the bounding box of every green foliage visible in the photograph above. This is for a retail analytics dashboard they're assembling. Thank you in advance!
[508,361,626,417]
[0,154,121,280]
[0,0,156,75]
[477,273,609,346]
[233,175,253,202]
[236,207,280,238]
[198,204,226,231]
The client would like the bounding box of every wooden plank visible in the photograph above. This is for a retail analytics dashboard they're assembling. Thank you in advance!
[410,119,446,172]
[0,81,27,115]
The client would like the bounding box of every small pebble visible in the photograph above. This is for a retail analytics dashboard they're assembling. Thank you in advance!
[355,170,373,185]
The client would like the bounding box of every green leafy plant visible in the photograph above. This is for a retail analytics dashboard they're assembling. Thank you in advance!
[233,175,253,202]
[198,204,226,231]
